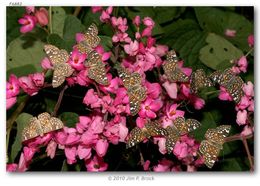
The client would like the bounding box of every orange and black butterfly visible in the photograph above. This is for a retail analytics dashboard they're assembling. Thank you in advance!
[209,68,244,103]
[126,121,168,149]
[116,65,146,116]
[75,23,100,54]
[199,125,231,168]
[165,117,201,154]
[44,45,74,88]
[162,50,189,83]
[22,112,64,142]
[190,69,213,94]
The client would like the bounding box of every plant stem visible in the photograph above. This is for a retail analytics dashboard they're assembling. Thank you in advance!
[52,85,68,117]
[48,6,53,34]
[224,133,253,142]
[93,82,101,96]
[245,47,254,57]
[242,138,254,171]
[6,96,30,152]
[73,7,82,17]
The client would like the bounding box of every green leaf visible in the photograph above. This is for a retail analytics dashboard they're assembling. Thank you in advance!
[153,7,186,24]
[44,98,56,113]
[193,112,218,141]
[63,15,85,49]
[7,7,25,46]
[100,35,113,51]
[47,34,69,51]
[199,33,243,70]
[218,157,244,171]
[61,160,69,171]
[59,112,79,128]
[82,8,102,27]
[51,7,66,37]
[10,113,33,162]
[195,7,253,52]
[7,35,46,77]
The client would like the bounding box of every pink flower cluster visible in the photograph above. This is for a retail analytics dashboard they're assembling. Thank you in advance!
[18,6,48,33]
[6,72,44,109]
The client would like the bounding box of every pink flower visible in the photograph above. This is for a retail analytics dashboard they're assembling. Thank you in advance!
[248,100,254,112]
[81,130,98,146]
[41,57,53,69]
[18,76,39,96]
[154,137,167,154]
[100,6,113,22]
[218,86,233,101]
[85,155,108,172]
[6,74,20,98]
[95,139,109,157]
[124,40,139,56]
[76,70,91,86]
[145,81,161,99]
[29,72,44,87]
[153,159,173,172]
[25,6,35,14]
[90,116,106,134]
[178,61,192,76]
[133,16,141,27]
[162,81,178,99]
[166,104,185,120]
[248,34,254,47]
[76,116,91,133]
[139,98,163,119]
[6,163,18,172]
[187,165,196,172]
[173,141,188,158]
[237,56,248,73]
[68,49,87,71]
[112,32,131,43]
[100,75,119,94]
[225,29,236,37]
[136,117,146,128]
[6,97,17,110]
[241,125,253,136]
[143,17,155,28]
[142,27,153,37]
[18,15,37,33]
[155,45,168,57]
[243,81,254,97]
[191,96,205,110]
[35,8,49,26]
[77,145,91,160]
[111,17,128,32]
[83,89,102,108]
[46,140,57,159]
[236,110,247,125]
[91,6,102,13]
[75,33,85,43]
[23,146,37,162]
[17,153,27,172]
[65,146,77,164]
[236,96,250,110]
[143,160,150,171]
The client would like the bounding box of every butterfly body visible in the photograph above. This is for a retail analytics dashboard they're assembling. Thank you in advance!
[165,117,201,153]
[22,112,64,142]
[163,50,189,83]
[190,69,213,94]
[199,125,231,168]
[44,45,74,88]
[209,68,244,103]
[126,121,167,149]
[116,65,147,116]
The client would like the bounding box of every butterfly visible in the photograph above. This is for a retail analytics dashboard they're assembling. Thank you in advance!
[126,121,168,149]
[22,112,64,142]
[199,125,231,168]
[44,44,74,88]
[85,50,109,85]
[162,50,189,83]
[165,117,201,154]
[190,69,213,94]
[116,65,147,116]
[75,23,101,54]
[209,68,244,103]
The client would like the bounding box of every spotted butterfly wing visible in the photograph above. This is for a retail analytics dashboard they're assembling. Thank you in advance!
[86,51,108,85]
[126,121,167,149]
[22,112,64,142]
[199,125,231,168]
[163,50,189,83]
[44,45,74,88]
[116,65,147,116]
[209,68,244,103]
[190,69,213,94]
[75,23,100,54]
[165,117,201,153]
